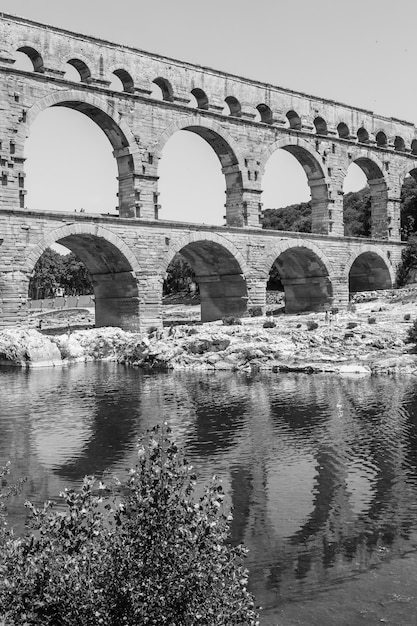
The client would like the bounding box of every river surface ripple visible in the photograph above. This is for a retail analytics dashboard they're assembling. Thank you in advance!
[2,363,417,623]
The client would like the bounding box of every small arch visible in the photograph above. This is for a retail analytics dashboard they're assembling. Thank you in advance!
[66,58,91,83]
[376,131,387,147]
[257,104,273,124]
[337,122,350,139]
[112,68,134,93]
[286,110,302,130]
[348,250,393,293]
[191,88,209,110]
[357,127,369,143]
[224,96,242,117]
[153,77,174,102]
[314,117,328,135]
[411,139,417,156]
[16,46,44,73]
[394,136,406,152]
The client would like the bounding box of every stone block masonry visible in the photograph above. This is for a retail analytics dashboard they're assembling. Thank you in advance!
[0,14,411,330]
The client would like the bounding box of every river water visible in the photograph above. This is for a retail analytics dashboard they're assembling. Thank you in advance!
[2,362,417,625]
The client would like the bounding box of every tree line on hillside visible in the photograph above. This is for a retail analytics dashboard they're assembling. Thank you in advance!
[262,176,417,239]
[30,178,417,298]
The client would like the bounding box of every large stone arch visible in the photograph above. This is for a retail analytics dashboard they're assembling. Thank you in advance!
[154,115,246,227]
[344,245,394,293]
[343,148,390,239]
[24,90,140,217]
[259,136,330,235]
[26,224,142,331]
[164,231,248,321]
[263,239,335,313]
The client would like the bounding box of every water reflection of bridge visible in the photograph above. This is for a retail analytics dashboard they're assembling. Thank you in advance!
[1,366,417,607]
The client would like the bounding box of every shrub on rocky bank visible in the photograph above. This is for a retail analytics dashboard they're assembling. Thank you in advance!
[0,426,259,626]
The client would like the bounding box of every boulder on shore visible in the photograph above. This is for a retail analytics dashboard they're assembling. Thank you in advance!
[0,328,62,367]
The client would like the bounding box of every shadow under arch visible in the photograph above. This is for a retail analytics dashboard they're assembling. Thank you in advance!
[265,241,334,313]
[154,116,246,227]
[346,148,389,239]
[24,90,139,218]
[259,136,330,235]
[26,224,141,331]
[345,247,393,293]
[165,233,248,321]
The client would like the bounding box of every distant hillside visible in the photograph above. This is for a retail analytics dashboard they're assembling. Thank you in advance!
[261,178,417,240]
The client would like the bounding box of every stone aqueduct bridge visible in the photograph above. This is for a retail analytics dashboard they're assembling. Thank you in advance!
[0,14,416,331]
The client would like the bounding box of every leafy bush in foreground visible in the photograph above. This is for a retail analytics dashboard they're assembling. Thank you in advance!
[0,426,258,626]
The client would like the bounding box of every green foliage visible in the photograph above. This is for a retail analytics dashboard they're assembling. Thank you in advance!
[400,176,417,239]
[306,320,319,331]
[29,249,93,299]
[59,254,93,296]
[28,248,64,299]
[164,253,197,296]
[406,319,417,344]
[262,201,311,233]
[222,316,242,326]
[343,187,371,237]
[261,189,372,239]
[396,235,417,287]
[0,426,259,626]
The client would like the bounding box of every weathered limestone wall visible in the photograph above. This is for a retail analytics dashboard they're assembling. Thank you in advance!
[0,210,404,331]
[0,14,410,331]
[0,14,417,240]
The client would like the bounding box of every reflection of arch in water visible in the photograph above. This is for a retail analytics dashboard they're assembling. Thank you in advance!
[26,224,141,331]
[53,364,144,480]
[181,374,250,456]
[164,233,248,321]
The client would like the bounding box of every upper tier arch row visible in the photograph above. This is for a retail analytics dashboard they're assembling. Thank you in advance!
[1,13,417,154]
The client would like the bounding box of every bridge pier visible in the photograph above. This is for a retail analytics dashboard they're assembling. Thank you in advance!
[198,274,248,322]
[0,270,29,327]
[246,277,267,314]
[281,276,333,314]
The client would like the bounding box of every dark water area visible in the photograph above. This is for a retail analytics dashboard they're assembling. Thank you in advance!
[2,363,417,624]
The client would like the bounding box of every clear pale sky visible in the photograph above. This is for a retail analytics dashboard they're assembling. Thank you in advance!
[2,0,417,223]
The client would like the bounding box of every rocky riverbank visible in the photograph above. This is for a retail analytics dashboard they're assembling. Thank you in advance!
[1,287,417,374]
